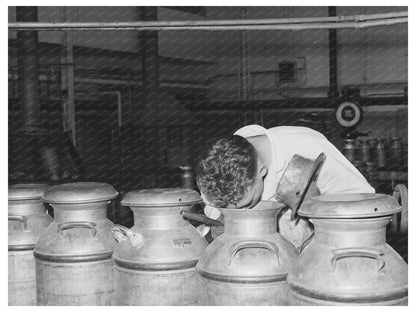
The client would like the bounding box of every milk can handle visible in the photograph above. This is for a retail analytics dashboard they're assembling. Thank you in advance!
[8,215,28,230]
[58,221,97,238]
[111,224,134,242]
[392,184,408,233]
[330,247,385,272]
[111,225,144,248]
[228,240,281,267]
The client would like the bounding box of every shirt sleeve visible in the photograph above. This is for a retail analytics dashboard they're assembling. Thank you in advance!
[200,193,222,220]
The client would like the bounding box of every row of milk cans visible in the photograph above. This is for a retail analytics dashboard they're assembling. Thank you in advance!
[8,182,408,306]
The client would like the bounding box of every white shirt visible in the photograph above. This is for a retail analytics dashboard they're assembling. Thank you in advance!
[235,125,375,197]
[201,125,375,247]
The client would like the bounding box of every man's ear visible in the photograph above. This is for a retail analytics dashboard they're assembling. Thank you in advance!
[259,165,268,178]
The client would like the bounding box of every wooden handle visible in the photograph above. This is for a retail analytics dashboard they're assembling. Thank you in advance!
[181,211,223,226]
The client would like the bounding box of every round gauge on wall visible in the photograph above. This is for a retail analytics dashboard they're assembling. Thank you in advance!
[335,101,362,128]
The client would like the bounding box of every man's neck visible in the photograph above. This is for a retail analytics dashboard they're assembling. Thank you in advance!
[246,135,272,168]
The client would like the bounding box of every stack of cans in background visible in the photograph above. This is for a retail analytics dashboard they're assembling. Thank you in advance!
[341,137,407,190]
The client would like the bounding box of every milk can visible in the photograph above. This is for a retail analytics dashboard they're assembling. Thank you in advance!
[34,182,118,305]
[388,137,405,171]
[112,188,208,306]
[196,201,299,306]
[368,139,377,160]
[179,165,195,189]
[8,184,52,306]
[375,139,387,169]
[341,139,356,163]
[287,194,408,305]
[359,140,372,164]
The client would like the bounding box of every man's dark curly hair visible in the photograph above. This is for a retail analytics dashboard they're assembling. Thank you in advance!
[195,135,257,208]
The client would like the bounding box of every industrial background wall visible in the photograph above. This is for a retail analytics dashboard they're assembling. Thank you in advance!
[8,6,407,256]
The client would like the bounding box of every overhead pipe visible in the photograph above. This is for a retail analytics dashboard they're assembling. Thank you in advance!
[8,72,210,89]
[182,97,407,111]
[328,6,339,98]
[8,18,407,31]
[9,11,407,31]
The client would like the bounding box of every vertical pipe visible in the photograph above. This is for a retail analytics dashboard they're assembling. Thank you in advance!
[16,6,40,130]
[140,6,159,179]
[328,6,339,98]
[13,6,40,181]
[240,7,249,102]
[140,6,159,97]
[362,7,368,96]
[128,7,160,190]
[137,6,160,128]
[61,7,76,146]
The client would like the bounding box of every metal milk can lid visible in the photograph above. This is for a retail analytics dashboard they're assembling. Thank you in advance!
[42,182,118,204]
[298,193,401,219]
[121,188,202,207]
[9,183,50,201]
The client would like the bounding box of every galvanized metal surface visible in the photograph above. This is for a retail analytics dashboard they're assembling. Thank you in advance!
[121,187,202,207]
[9,250,38,306]
[288,194,408,305]
[298,193,401,219]
[113,188,208,305]
[196,202,299,305]
[392,184,408,234]
[36,259,113,305]
[35,182,117,306]
[8,184,52,306]
[9,183,49,200]
[114,267,198,306]
[8,12,408,31]
[275,153,325,219]
[42,182,118,204]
